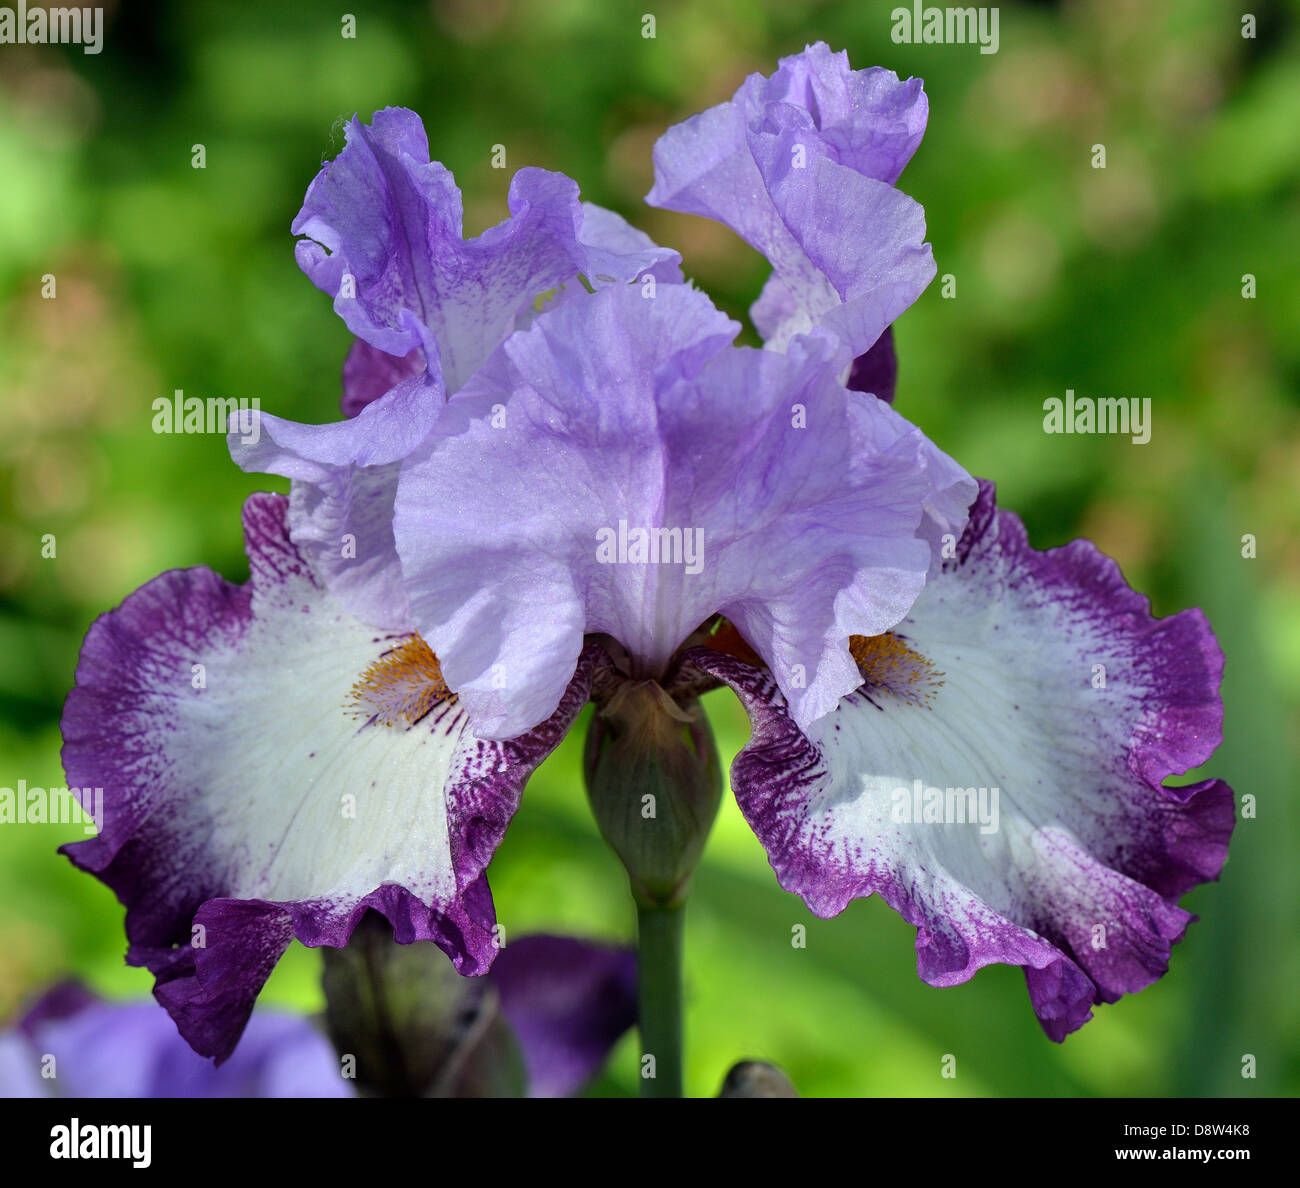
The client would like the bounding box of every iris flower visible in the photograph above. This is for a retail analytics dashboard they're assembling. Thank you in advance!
[3,935,634,1097]
[642,44,1234,1038]
[61,117,670,1065]
[59,43,1231,1086]
[1,982,346,1098]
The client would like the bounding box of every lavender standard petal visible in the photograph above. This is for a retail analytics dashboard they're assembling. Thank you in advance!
[648,43,933,359]
[238,108,681,629]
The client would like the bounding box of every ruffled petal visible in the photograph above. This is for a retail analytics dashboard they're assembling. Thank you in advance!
[761,42,927,184]
[576,202,685,286]
[60,493,592,1062]
[647,43,933,359]
[244,110,681,629]
[336,204,681,423]
[690,481,1234,1039]
[395,283,972,738]
[295,108,678,395]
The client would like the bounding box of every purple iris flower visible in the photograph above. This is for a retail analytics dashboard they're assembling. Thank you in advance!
[3,936,633,1098]
[1,983,346,1097]
[56,43,1233,1076]
[634,44,1235,1037]
[61,491,597,1063]
[489,934,637,1098]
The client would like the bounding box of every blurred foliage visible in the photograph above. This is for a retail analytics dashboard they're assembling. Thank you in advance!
[0,0,1297,1097]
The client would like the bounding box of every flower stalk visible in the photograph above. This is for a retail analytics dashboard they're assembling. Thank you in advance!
[635,900,685,1098]
[583,679,722,1097]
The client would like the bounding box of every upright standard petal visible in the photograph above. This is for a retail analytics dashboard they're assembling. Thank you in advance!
[234,109,681,630]
[690,482,1234,1039]
[337,202,682,420]
[395,283,973,739]
[294,108,678,392]
[647,43,934,358]
[60,493,592,1063]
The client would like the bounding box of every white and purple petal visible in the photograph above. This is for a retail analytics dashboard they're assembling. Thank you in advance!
[232,372,443,629]
[690,481,1233,1039]
[60,493,592,1063]
[395,283,973,739]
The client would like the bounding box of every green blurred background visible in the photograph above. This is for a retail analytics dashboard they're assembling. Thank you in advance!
[1,0,1297,1097]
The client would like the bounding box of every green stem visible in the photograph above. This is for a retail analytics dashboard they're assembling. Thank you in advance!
[635,899,685,1098]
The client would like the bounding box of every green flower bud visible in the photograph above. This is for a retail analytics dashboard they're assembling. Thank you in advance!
[582,679,723,908]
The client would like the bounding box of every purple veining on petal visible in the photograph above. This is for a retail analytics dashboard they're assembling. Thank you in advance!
[293,108,679,396]
[337,202,684,421]
[341,340,425,419]
[489,935,637,1098]
[685,479,1233,1040]
[447,639,605,883]
[59,492,593,1063]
